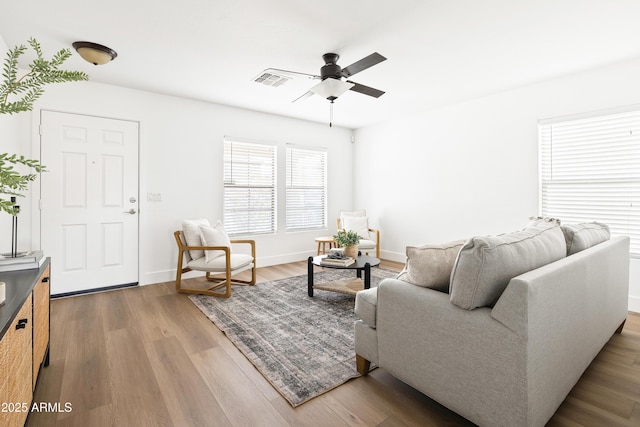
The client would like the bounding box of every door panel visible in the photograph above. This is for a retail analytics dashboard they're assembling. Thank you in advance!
[40,111,139,295]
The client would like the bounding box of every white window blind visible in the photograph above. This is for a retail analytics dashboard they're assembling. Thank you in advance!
[539,109,640,256]
[223,138,276,235]
[286,146,327,230]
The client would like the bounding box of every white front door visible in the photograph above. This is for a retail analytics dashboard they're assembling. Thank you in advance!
[40,110,139,295]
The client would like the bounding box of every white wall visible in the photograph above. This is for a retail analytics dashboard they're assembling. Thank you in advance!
[5,79,352,286]
[354,56,640,313]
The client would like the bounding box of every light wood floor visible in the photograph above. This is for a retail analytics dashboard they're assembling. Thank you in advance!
[27,260,640,427]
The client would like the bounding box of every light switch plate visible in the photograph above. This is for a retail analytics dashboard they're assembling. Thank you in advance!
[147,192,162,202]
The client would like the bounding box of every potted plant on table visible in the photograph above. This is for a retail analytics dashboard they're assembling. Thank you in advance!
[1,38,88,255]
[333,229,361,259]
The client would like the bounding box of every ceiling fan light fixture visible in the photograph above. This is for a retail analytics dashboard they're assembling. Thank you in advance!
[310,78,354,100]
[72,41,117,65]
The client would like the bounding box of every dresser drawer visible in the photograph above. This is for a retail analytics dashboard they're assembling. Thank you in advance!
[0,293,33,427]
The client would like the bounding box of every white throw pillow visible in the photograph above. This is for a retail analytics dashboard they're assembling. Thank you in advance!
[341,215,370,240]
[199,221,232,263]
[341,209,367,218]
[182,218,211,260]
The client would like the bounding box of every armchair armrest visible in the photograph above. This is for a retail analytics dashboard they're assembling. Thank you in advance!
[368,228,380,258]
[230,239,256,260]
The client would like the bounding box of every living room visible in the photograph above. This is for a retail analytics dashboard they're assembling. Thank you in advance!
[1,1,639,426]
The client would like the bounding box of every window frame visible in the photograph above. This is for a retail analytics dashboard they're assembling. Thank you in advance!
[538,106,640,257]
[285,144,328,232]
[223,137,277,236]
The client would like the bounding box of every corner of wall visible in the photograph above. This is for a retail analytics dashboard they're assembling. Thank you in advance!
[629,296,640,314]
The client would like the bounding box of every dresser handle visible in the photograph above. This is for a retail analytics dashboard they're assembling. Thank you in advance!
[42,277,50,283]
[16,320,27,330]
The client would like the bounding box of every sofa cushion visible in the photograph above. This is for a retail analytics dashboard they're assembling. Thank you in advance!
[449,224,566,310]
[561,222,610,255]
[182,218,210,260]
[396,239,466,292]
[354,287,378,328]
[199,221,232,262]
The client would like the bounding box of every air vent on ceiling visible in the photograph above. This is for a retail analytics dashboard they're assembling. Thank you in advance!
[253,72,290,87]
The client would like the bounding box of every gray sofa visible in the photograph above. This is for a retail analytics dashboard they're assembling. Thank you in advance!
[354,224,629,427]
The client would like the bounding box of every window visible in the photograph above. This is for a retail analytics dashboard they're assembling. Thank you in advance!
[539,108,640,256]
[223,138,276,235]
[286,145,327,230]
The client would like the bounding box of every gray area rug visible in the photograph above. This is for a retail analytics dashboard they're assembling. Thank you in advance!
[189,267,398,407]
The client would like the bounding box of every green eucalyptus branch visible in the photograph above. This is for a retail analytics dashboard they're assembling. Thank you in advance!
[0,38,88,114]
[0,153,46,215]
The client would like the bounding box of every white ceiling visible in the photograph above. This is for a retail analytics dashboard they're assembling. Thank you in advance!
[2,0,640,129]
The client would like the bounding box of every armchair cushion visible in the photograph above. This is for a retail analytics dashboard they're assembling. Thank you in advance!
[396,239,466,292]
[199,221,231,262]
[341,215,371,240]
[187,253,253,272]
[358,239,377,249]
[182,218,210,260]
[561,222,610,255]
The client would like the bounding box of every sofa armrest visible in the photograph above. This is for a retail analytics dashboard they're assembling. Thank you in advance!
[492,235,630,341]
[490,235,630,426]
[374,278,527,426]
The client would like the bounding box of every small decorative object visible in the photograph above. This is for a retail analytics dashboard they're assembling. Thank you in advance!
[529,216,561,225]
[326,249,348,260]
[333,229,360,258]
[0,281,5,306]
[10,197,19,257]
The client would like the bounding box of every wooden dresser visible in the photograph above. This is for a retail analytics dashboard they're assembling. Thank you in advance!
[0,259,51,427]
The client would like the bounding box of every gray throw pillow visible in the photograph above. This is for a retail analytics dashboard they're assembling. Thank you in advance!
[449,224,566,310]
[561,222,610,255]
[396,240,466,293]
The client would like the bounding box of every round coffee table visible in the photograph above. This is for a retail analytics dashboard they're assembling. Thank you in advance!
[307,255,381,297]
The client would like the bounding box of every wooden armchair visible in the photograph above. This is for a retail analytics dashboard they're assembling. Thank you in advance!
[174,230,256,298]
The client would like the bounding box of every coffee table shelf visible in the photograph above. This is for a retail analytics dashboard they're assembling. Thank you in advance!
[307,255,380,297]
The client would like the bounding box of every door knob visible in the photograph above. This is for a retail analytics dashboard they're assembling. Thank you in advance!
[123,209,137,215]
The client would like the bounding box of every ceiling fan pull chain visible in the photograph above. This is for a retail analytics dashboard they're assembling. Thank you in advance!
[329,100,333,127]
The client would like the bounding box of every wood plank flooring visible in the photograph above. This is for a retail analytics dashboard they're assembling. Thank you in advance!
[26,260,640,426]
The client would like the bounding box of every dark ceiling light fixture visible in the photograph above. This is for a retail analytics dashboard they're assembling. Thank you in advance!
[72,41,117,65]
[261,52,386,127]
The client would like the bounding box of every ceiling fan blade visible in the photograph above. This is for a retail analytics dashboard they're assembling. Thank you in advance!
[292,91,314,103]
[347,81,385,98]
[341,52,387,78]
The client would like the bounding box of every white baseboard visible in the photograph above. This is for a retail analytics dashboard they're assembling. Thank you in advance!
[380,249,406,264]
[629,295,640,314]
